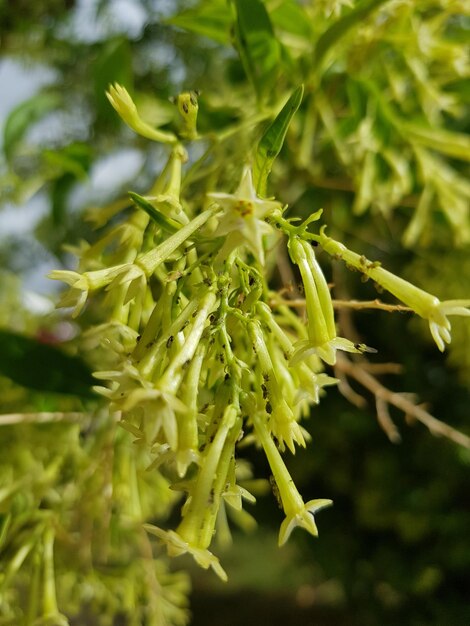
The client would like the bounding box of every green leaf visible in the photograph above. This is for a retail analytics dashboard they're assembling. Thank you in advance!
[270,0,312,40]
[50,175,75,226]
[313,0,389,72]
[43,144,94,225]
[3,92,61,161]
[43,143,93,180]
[404,124,470,163]
[234,0,281,101]
[0,329,96,398]
[129,192,181,233]
[167,1,231,45]
[253,85,304,196]
[93,37,133,125]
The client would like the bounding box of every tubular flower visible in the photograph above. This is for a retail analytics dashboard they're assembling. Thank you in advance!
[253,413,332,546]
[48,265,137,317]
[288,237,375,365]
[106,83,176,144]
[207,166,282,265]
[248,320,306,452]
[318,232,470,351]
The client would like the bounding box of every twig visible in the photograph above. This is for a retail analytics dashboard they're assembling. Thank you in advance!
[360,363,403,375]
[375,397,402,443]
[336,356,470,449]
[269,296,412,313]
[0,412,85,426]
[333,299,412,313]
[335,373,367,408]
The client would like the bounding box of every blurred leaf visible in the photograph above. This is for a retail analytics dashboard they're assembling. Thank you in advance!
[0,329,95,398]
[253,85,303,196]
[313,0,389,72]
[3,92,61,161]
[50,174,74,226]
[270,0,313,40]
[93,37,132,125]
[404,124,470,162]
[43,143,93,180]
[43,144,94,225]
[234,0,282,101]
[167,1,232,45]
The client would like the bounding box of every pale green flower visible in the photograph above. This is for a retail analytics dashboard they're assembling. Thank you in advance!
[288,237,375,365]
[270,400,307,454]
[319,231,470,352]
[106,83,177,144]
[207,166,281,265]
[427,299,470,352]
[144,526,227,581]
[279,497,333,546]
[50,208,218,318]
[291,337,373,367]
[253,413,332,546]
[248,320,306,452]
[48,264,134,317]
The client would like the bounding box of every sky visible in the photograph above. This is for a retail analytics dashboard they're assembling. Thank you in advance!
[0,0,163,298]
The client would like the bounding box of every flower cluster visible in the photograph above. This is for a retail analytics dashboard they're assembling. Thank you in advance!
[50,85,469,582]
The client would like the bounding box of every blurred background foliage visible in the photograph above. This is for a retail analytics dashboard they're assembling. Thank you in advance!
[0,0,469,624]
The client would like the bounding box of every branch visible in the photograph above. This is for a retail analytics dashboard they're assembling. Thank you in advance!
[269,296,412,313]
[335,355,470,449]
[0,412,86,426]
[332,299,412,313]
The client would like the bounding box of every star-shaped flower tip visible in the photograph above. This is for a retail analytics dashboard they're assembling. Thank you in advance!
[427,299,470,352]
[207,166,282,265]
[106,83,176,144]
[278,498,333,547]
[144,525,227,581]
[291,337,377,367]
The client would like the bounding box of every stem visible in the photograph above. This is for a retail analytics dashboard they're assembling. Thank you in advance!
[43,526,59,616]
[319,232,438,318]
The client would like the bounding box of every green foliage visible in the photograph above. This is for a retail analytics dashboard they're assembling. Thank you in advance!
[3,92,61,161]
[0,329,95,397]
[165,1,232,45]
[233,0,282,101]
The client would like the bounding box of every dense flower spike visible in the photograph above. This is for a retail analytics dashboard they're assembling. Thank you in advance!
[48,85,469,586]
